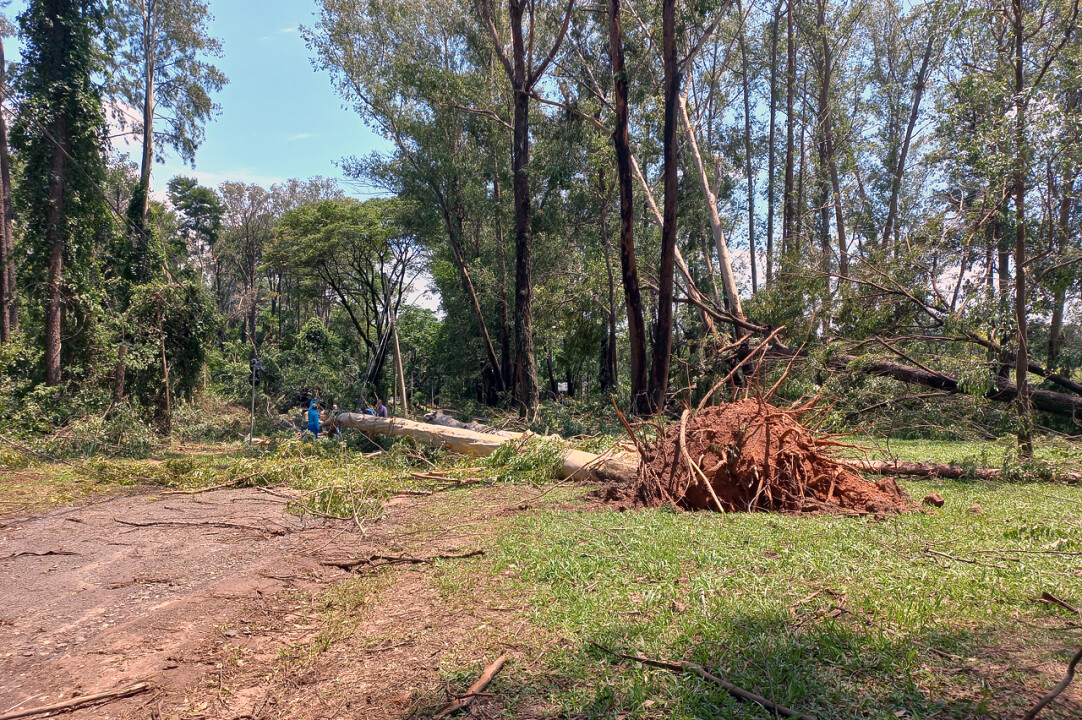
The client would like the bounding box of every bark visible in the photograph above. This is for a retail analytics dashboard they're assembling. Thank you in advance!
[0,38,14,341]
[113,344,127,403]
[493,155,513,389]
[677,96,744,321]
[44,115,68,386]
[609,0,649,413]
[882,36,933,247]
[392,313,408,414]
[766,1,781,284]
[738,0,757,293]
[783,0,797,254]
[138,1,155,228]
[335,413,639,484]
[598,168,618,391]
[1012,0,1032,456]
[837,458,1081,483]
[650,0,680,412]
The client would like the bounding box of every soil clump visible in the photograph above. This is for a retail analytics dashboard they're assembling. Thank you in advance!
[637,398,913,514]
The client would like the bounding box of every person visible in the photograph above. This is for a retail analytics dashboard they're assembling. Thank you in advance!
[329,404,341,436]
[362,402,376,416]
[306,399,321,438]
[376,399,388,418]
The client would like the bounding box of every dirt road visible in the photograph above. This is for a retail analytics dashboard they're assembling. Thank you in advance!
[0,486,521,719]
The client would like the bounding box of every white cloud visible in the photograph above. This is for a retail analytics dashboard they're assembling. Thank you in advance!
[288,133,316,142]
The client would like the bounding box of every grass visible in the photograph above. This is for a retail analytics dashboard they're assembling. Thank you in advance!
[438,477,1081,719]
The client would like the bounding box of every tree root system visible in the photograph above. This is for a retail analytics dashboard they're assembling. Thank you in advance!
[633,398,913,515]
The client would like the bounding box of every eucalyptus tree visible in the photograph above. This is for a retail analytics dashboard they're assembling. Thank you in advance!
[307,0,513,400]
[11,0,112,385]
[107,0,226,229]
[478,0,576,414]
[218,182,273,345]
[0,12,15,342]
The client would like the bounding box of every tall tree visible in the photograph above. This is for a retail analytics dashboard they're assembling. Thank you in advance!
[0,16,15,341]
[479,0,576,415]
[108,0,226,229]
[607,0,648,412]
[12,0,110,385]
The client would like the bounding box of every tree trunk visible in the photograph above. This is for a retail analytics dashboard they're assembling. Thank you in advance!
[738,0,757,293]
[1012,0,1032,457]
[882,36,933,247]
[113,344,127,403]
[441,204,504,392]
[509,2,539,416]
[0,38,14,342]
[766,0,781,284]
[159,319,171,434]
[609,0,649,413]
[335,413,638,484]
[783,0,797,255]
[138,2,155,229]
[650,0,680,412]
[599,168,617,391]
[493,155,513,389]
[392,312,408,415]
[678,96,744,321]
[44,116,68,386]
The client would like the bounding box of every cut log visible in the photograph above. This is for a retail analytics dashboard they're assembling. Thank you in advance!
[838,459,1081,484]
[336,413,638,483]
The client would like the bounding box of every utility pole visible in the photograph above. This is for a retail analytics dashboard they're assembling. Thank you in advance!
[392,312,408,416]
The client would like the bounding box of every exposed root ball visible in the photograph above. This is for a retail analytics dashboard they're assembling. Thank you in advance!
[638,399,912,515]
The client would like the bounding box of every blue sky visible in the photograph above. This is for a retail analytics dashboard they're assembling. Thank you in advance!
[5,0,391,197]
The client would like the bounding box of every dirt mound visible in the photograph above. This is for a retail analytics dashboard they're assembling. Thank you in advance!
[638,398,912,515]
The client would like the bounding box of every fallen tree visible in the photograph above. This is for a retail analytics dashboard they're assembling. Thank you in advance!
[838,458,1081,484]
[334,413,638,483]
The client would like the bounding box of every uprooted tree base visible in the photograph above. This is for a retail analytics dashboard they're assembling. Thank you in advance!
[635,398,913,515]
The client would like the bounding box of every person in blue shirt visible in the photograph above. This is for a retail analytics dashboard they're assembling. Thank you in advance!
[306,399,321,438]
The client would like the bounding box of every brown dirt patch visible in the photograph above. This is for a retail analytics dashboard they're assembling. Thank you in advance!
[638,398,913,514]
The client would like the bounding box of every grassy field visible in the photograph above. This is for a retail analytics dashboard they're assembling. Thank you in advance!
[2,431,1080,718]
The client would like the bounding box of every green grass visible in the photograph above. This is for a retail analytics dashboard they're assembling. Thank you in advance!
[467,478,1082,719]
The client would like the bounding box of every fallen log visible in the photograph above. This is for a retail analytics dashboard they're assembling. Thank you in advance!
[0,683,150,720]
[423,410,518,438]
[335,413,638,483]
[838,459,1082,484]
[822,354,1082,419]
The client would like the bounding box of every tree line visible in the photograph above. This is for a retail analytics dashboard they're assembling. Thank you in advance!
[1,0,1081,452]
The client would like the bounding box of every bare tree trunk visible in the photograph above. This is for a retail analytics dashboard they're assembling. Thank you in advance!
[650,0,680,411]
[138,0,155,229]
[113,344,127,404]
[608,0,649,413]
[882,35,933,247]
[678,96,745,321]
[599,168,617,391]
[159,318,171,434]
[392,312,408,415]
[0,38,14,342]
[738,0,757,293]
[783,0,798,255]
[766,0,781,284]
[44,116,68,386]
[1012,0,1032,457]
[816,0,846,277]
[493,156,513,389]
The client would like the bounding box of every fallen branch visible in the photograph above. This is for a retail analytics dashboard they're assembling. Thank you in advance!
[1037,591,1082,615]
[161,475,257,495]
[1022,646,1082,720]
[923,548,1015,570]
[591,643,814,720]
[114,519,287,536]
[0,434,75,467]
[838,458,1082,484]
[322,549,484,571]
[432,654,507,719]
[0,682,150,720]
[0,550,79,561]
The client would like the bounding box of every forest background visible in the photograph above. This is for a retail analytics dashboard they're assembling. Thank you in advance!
[1,0,1081,461]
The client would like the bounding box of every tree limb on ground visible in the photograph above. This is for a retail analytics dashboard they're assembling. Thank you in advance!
[321,549,484,571]
[590,643,815,720]
[0,682,150,720]
[432,654,506,719]
[836,459,1081,484]
[114,519,288,536]
[1022,646,1082,720]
